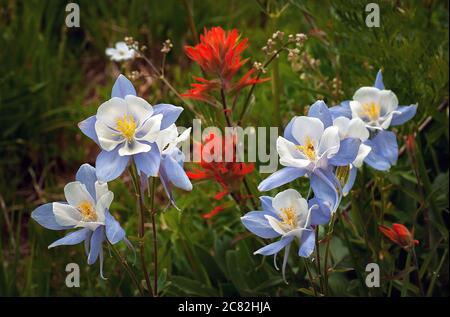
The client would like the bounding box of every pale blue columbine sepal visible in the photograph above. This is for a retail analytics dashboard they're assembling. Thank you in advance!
[258,167,307,191]
[329,101,352,120]
[328,138,361,166]
[391,104,418,126]
[310,168,341,214]
[308,197,332,225]
[153,104,184,130]
[96,147,131,182]
[308,100,333,128]
[112,74,137,98]
[298,229,315,257]
[363,130,398,171]
[159,151,193,209]
[374,69,385,90]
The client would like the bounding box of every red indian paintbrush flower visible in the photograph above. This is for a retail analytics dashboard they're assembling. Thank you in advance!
[379,223,419,250]
[187,132,254,218]
[183,27,268,102]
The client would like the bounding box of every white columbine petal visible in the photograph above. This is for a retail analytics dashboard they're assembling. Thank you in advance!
[156,125,179,154]
[333,117,351,139]
[265,215,287,235]
[118,139,151,156]
[353,143,372,168]
[333,117,369,141]
[124,95,153,127]
[277,137,312,169]
[317,126,340,158]
[157,125,192,156]
[64,182,95,207]
[95,120,124,151]
[353,86,380,106]
[380,112,395,130]
[53,202,82,227]
[347,118,370,141]
[378,89,398,116]
[95,181,109,202]
[291,116,324,148]
[75,221,104,231]
[95,191,113,224]
[96,97,128,129]
[272,189,304,217]
[135,114,163,144]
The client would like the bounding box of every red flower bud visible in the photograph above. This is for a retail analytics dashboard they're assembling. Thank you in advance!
[379,223,419,250]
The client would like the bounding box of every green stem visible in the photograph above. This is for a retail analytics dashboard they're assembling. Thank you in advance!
[148,177,159,296]
[237,44,290,126]
[401,252,412,297]
[220,87,232,127]
[411,247,425,296]
[129,163,154,296]
[314,226,324,294]
[109,242,144,296]
[304,259,318,296]
[426,248,448,297]
[183,0,198,44]
[323,213,336,295]
[270,57,281,127]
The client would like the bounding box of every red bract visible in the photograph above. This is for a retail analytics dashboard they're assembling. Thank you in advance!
[379,223,419,250]
[187,132,254,218]
[182,27,268,102]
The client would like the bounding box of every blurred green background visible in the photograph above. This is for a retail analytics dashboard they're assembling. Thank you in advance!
[0,0,448,296]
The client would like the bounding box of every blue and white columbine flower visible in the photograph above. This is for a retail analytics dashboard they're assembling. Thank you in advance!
[78,74,184,182]
[330,70,417,171]
[241,189,316,281]
[258,101,360,214]
[155,124,193,208]
[31,164,128,279]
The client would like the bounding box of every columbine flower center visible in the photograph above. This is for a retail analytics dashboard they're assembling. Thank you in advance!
[77,200,97,222]
[280,207,297,228]
[297,136,316,161]
[362,102,380,121]
[116,115,136,141]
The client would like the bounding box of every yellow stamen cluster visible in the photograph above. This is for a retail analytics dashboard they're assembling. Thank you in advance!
[297,136,316,161]
[280,207,297,228]
[116,115,136,141]
[77,201,97,222]
[362,102,380,121]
